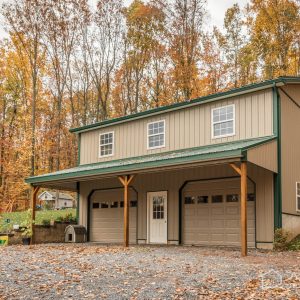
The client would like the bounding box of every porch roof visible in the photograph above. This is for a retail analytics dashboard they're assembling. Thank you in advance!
[25,136,275,190]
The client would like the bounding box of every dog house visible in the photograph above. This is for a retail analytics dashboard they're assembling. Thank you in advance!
[65,225,86,243]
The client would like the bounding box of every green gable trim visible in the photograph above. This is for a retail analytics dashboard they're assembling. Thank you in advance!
[69,77,300,134]
[26,136,275,185]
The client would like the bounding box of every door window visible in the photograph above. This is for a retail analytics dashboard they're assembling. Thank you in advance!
[153,196,164,219]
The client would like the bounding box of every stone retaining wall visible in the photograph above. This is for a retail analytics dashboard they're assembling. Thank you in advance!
[7,222,75,245]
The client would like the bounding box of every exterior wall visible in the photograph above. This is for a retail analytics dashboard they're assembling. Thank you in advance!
[247,140,278,173]
[79,163,274,246]
[280,85,300,224]
[282,214,300,239]
[80,89,274,165]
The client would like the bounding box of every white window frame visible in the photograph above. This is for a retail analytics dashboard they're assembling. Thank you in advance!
[296,182,300,212]
[99,131,114,158]
[147,120,166,150]
[211,104,235,139]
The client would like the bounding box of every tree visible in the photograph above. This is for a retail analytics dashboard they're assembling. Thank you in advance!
[247,0,300,78]
[158,0,206,101]
[85,0,123,121]
[218,3,246,88]
[2,0,45,176]
[41,0,89,170]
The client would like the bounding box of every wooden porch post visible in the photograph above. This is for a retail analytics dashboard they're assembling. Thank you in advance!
[118,175,134,247]
[31,186,40,244]
[230,162,247,257]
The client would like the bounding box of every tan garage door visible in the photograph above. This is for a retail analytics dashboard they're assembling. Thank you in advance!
[90,188,137,244]
[182,179,255,247]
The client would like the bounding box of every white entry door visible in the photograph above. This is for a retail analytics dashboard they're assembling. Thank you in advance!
[147,191,168,244]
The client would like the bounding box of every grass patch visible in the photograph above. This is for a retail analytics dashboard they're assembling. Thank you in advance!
[0,209,76,233]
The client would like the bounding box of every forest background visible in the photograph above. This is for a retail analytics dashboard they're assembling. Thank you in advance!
[0,0,299,211]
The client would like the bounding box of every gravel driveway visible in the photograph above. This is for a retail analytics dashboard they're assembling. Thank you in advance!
[0,244,299,299]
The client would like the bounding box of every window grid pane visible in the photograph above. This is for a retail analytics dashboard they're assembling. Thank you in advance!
[153,196,164,219]
[148,121,165,149]
[212,105,234,138]
[100,132,113,156]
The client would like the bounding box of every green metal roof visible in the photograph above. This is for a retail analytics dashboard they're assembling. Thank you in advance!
[26,136,276,185]
[69,76,300,134]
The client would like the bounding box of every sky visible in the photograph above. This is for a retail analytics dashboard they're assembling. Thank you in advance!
[0,0,250,39]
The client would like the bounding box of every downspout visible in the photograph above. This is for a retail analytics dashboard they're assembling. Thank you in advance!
[273,84,282,229]
[76,133,81,224]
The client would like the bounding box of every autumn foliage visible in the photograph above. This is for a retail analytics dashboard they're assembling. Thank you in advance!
[0,0,299,211]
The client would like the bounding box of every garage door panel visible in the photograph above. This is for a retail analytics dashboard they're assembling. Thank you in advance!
[183,179,256,247]
[226,207,239,215]
[197,207,209,215]
[226,220,239,227]
[211,220,225,228]
[226,233,239,242]
[211,207,224,215]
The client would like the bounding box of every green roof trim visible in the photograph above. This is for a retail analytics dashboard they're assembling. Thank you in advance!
[26,136,276,185]
[69,77,300,134]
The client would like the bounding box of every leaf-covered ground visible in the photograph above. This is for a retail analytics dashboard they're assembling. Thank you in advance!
[0,244,299,299]
[0,209,76,232]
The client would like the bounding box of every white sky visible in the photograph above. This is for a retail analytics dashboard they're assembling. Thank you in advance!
[0,0,250,39]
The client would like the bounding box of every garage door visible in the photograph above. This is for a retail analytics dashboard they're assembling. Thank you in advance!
[182,179,255,247]
[90,188,137,243]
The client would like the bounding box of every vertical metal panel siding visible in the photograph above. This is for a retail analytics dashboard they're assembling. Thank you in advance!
[80,89,273,165]
[280,85,300,214]
[247,140,278,173]
[79,163,274,243]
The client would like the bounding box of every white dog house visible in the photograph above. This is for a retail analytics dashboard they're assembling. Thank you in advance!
[65,225,86,243]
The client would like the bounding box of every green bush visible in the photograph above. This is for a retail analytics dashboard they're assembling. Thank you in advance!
[288,235,300,251]
[41,219,51,226]
[274,228,290,251]
[274,229,300,251]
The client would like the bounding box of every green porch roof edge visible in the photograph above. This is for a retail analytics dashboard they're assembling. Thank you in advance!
[25,136,275,185]
[69,77,300,134]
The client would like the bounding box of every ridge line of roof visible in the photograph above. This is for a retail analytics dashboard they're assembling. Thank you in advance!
[69,77,300,134]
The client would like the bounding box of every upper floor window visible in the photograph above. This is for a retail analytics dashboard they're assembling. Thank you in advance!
[99,132,114,157]
[296,182,300,212]
[147,120,165,149]
[212,104,235,138]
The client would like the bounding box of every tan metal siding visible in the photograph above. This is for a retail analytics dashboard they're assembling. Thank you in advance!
[80,89,273,165]
[79,163,274,245]
[249,165,274,243]
[247,140,278,173]
[280,85,300,215]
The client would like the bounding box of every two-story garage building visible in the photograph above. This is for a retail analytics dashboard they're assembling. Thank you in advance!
[26,77,300,254]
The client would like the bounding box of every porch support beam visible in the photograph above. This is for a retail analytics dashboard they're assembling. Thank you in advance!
[229,162,247,257]
[31,186,40,244]
[118,175,135,247]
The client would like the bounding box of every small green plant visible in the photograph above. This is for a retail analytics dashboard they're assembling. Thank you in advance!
[55,216,64,222]
[20,209,33,238]
[55,213,77,223]
[274,228,290,251]
[41,219,50,226]
[287,235,300,251]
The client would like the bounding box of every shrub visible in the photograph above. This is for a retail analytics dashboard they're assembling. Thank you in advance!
[41,219,50,226]
[288,235,300,251]
[274,228,290,251]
